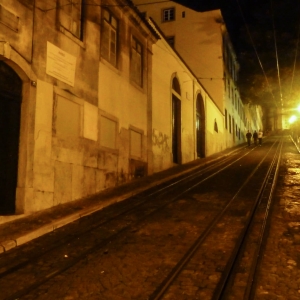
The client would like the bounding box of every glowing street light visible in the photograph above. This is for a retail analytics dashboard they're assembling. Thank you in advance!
[289,115,297,124]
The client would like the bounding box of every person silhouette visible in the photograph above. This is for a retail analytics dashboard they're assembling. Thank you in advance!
[246,130,252,146]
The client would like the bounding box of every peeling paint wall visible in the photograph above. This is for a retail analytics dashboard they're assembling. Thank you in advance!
[1,0,157,214]
[1,0,262,217]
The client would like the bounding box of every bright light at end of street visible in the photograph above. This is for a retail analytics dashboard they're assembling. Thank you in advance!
[289,115,297,124]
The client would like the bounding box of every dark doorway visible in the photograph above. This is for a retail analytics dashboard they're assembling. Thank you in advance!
[196,94,205,158]
[172,95,181,163]
[172,77,181,164]
[0,61,22,215]
[232,117,235,142]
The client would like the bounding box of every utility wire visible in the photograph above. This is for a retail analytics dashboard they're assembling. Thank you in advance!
[290,14,300,97]
[270,0,283,107]
[235,0,277,107]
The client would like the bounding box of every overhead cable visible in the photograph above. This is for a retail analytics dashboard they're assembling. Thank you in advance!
[290,14,300,97]
[235,0,277,107]
[270,0,283,107]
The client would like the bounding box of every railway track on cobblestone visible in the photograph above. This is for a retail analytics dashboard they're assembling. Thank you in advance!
[213,139,283,300]
[0,138,283,300]
[149,138,283,300]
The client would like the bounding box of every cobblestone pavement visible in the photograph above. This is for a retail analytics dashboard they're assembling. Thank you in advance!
[0,152,224,253]
[1,136,300,300]
[255,140,300,300]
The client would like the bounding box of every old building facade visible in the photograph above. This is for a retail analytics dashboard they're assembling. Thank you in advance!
[0,0,262,218]
[133,1,225,111]
[133,0,262,148]
[149,19,224,173]
[0,0,159,215]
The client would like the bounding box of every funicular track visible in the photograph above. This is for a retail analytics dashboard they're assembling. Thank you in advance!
[213,139,283,300]
[149,138,283,300]
[0,138,283,300]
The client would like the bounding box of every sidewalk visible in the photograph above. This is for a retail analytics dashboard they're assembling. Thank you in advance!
[0,148,237,254]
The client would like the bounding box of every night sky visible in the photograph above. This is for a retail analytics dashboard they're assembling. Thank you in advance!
[174,0,300,109]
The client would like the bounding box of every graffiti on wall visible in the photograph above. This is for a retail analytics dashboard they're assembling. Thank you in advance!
[152,129,170,152]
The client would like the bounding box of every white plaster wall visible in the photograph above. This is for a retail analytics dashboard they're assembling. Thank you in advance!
[98,63,147,132]
[134,0,224,111]
[151,41,173,171]
[205,95,226,156]
[152,38,190,171]
[151,19,227,170]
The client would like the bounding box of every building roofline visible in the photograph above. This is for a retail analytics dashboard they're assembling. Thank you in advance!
[125,0,161,40]
[148,17,223,115]
[172,0,220,12]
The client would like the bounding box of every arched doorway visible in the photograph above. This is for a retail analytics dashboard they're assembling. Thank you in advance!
[0,61,22,214]
[172,77,181,164]
[196,93,205,158]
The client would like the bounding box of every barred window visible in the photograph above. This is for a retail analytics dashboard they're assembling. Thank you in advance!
[59,0,83,39]
[101,9,118,67]
[131,37,143,86]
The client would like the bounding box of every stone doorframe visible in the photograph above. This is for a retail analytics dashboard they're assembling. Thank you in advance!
[0,41,37,213]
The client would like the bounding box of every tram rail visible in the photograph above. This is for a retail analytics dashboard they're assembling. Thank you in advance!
[0,137,285,300]
[148,139,283,300]
[214,139,283,299]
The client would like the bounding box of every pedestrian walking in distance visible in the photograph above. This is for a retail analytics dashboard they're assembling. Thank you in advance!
[258,129,263,145]
[253,130,258,145]
[246,130,252,146]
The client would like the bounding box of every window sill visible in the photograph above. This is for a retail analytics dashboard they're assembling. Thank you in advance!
[100,57,120,75]
[59,25,85,49]
[130,79,145,93]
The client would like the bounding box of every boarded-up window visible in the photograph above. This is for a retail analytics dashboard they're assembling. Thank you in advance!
[56,96,80,137]
[100,116,116,149]
[101,9,117,67]
[130,130,142,158]
[131,37,142,86]
[59,0,82,39]
[83,102,98,141]
[0,5,19,32]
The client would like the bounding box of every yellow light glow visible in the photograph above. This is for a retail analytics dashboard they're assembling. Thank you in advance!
[289,115,297,124]
[298,105,300,113]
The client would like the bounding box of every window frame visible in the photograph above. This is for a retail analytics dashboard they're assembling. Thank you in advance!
[101,9,118,67]
[130,36,143,87]
[162,7,175,22]
[59,0,83,40]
